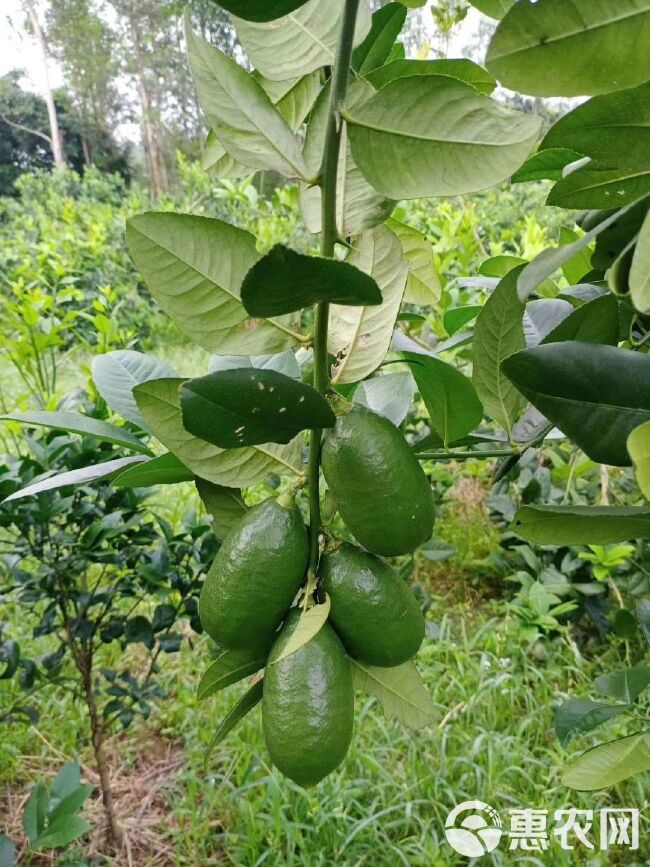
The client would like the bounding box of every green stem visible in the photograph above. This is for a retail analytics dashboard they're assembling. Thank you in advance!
[307,0,360,577]
[416,449,518,461]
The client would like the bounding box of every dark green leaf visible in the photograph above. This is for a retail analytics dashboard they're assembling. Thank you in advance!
[241,245,382,316]
[563,731,650,790]
[502,342,650,465]
[555,699,631,748]
[0,639,19,680]
[541,294,619,346]
[181,368,335,448]
[152,604,176,633]
[486,0,650,97]
[112,453,194,488]
[23,784,48,841]
[402,352,483,447]
[204,679,264,765]
[558,227,593,285]
[195,479,248,541]
[212,0,310,22]
[594,666,650,703]
[0,411,151,455]
[542,81,650,171]
[547,164,650,210]
[511,148,583,183]
[637,599,650,646]
[511,504,650,545]
[197,648,266,702]
[2,457,146,503]
[48,785,94,825]
[352,2,406,75]
[443,305,481,336]
[32,815,90,850]
[51,762,81,800]
[613,609,639,639]
[124,616,154,649]
[592,198,650,272]
[365,58,496,95]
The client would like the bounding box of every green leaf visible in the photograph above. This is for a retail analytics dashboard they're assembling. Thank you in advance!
[197,647,266,702]
[124,616,154,649]
[352,2,406,75]
[594,666,650,703]
[386,218,441,306]
[271,598,331,665]
[210,351,300,380]
[91,350,177,429]
[204,679,263,764]
[112,453,194,488]
[48,784,94,825]
[517,205,633,300]
[502,343,650,466]
[547,164,650,210]
[443,305,481,336]
[268,72,321,132]
[345,75,540,199]
[133,378,303,487]
[366,58,496,95]
[126,212,303,355]
[351,659,438,729]
[541,294,619,346]
[555,699,631,748]
[0,834,15,867]
[212,0,310,21]
[300,79,395,237]
[631,207,650,314]
[472,267,526,434]
[180,368,335,448]
[542,81,650,171]
[638,599,650,645]
[32,815,91,850]
[511,148,584,184]
[486,0,650,97]
[562,731,650,790]
[592,198,650,272]
[51,762,81,800]
[185,15,308,178]
[628,422,650,499]
[354,371,415,426]
[233,0,371,81]
[558,227,593,285]
[23,783,48,841]
[195,478,248,541]
[468,0,512,18]
[524,299,574,345]
[0,411,151,456]
[511,504,650,545]
[2,456,146,503]
[329,225,408,384]
[402,353,483,448]
[241,245,382,316]
[203,130,251,179]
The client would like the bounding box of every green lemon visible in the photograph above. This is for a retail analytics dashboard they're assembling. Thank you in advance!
[321,406,435,556]
[263,610,354,786]
[320,543,425,666]
[199,495,308,650]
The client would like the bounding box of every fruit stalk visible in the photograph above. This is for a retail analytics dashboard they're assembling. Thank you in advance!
[307,0,360,576]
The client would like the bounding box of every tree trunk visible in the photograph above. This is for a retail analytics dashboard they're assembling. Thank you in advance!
[23,0,66,169]
[130,17,166,199]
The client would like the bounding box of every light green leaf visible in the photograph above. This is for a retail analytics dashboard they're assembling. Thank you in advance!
[204,679,263,764]
[511,504,650,545]
[185,15,308,178]
[541,294,619,346]
[202,130,251,179]
[301,79,395,237]
[502,343,650,466]
[133,378,303,487]
[548,164,650,210]
[48,784,94,825]
[628,422,650,499]
[351,659,438,729]
[386,218,441,306]
[32,816,91,850]
[112,453,194,488]
[345,75,540,199]
[542,81,650,171]
[51,762,81,800]
[253,71,322,132]
[271,598,331,665]
[468,0,512,19]
[562,731,650,790]
[631,207,650,314]
[512,148,584,184]
[366,58,496,95]
[354,371,415,426]
[209,351,301,380]
[0,411,151,455]
[472,267,526,434]
[443,305,481,336]
[126,212,303,355]
[402,353,483,447]
[555,699,631,748]
[195,478,248,541]
[2,457,146,503]
[486,0,650,97]
[196,647,266,702]
[329,225,408,384]
[233,0,371,81]
[23,783,48,841]
[594,666,650,703]
[558,227,593,285]
[91,350,177,429]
